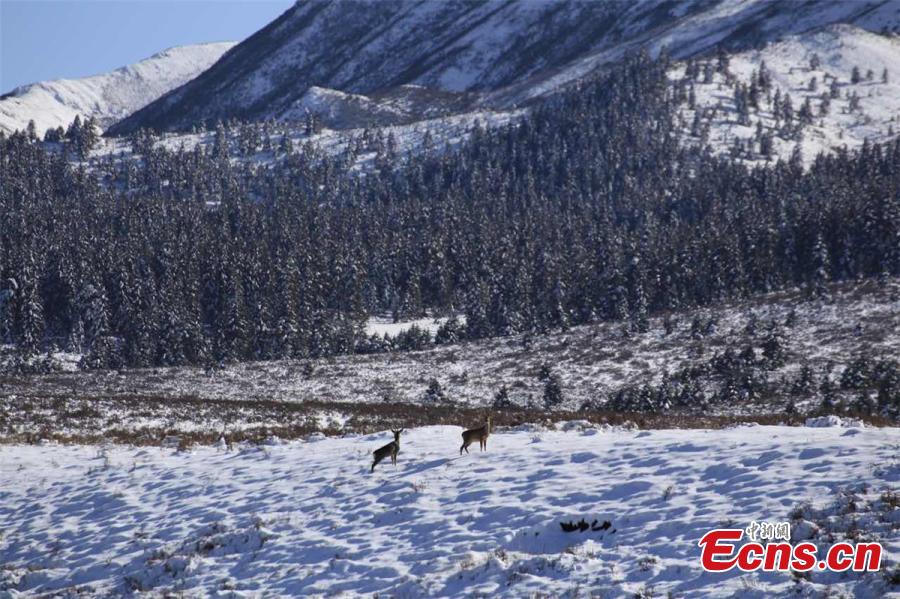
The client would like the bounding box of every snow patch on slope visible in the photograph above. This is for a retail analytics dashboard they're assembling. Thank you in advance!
[280,86,408,127]
[0,42,235,135]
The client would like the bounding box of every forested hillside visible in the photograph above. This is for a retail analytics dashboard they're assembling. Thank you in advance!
[1,54,899,372]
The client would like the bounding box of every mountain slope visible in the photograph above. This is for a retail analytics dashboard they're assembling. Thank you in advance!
[674,23,900,165]
[84,23,900,172]
[488,0,900,105]
[0,42,235,136]
[107,0,900,135]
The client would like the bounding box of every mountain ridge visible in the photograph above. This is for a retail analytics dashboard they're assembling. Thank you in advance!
[107,0,900,136]
[0,41,236,135]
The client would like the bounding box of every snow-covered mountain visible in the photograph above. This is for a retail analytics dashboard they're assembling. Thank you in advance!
[108,0,900,135]
[88,24,900,173]
[0,42,235,136]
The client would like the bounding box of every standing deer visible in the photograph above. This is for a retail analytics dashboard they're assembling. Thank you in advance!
[371,428,404,472]
[460,415,492,455]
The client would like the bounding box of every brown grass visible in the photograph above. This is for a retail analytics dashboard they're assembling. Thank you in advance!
[0,393,894,447]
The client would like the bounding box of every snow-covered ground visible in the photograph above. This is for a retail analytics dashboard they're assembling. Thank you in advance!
[0,42,235,136]
[1,424,897,597]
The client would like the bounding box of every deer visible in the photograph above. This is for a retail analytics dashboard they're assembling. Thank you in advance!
[371,428,404,472]
[460,415,492,455]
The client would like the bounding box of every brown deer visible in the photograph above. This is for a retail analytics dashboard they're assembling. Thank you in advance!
[460,415,492,455]
[371,429,404,472]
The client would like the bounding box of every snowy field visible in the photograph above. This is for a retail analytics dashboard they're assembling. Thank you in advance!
[365,315,459,338]
[1,423,897,597]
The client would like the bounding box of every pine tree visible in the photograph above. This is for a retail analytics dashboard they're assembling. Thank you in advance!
[543,373,564,409]
[761,329,786,369]
[809,53,821,70]
[627,257,649,333]
[810,233,830,297]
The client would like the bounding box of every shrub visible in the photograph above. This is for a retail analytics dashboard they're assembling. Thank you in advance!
[492,386,514,409]
[761,329,786,369]
[423,378,445,403]
[435,316,463,345]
